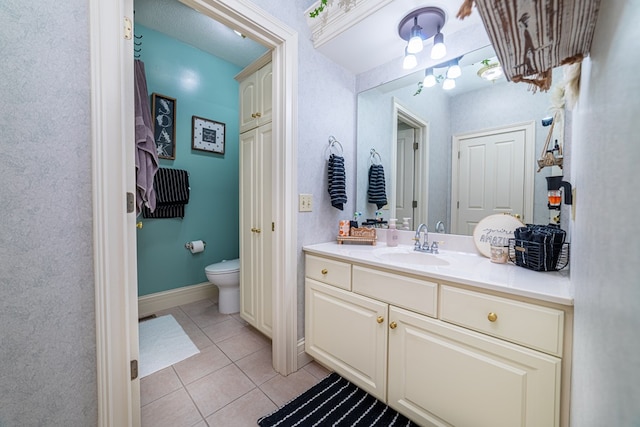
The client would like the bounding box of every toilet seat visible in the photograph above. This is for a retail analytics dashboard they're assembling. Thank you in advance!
[205,258,240,275]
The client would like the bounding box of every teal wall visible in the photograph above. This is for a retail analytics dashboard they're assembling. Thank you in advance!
[135,25,241,296]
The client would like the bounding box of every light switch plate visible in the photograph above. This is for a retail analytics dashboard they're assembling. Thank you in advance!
[299,194,312,212]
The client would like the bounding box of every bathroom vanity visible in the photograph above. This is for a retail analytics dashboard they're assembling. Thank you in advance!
[303,239,572,427]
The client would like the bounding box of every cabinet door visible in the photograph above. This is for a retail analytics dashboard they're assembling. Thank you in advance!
[388,306,561,427]
[239,73,257,133]
[239,124,273,338]
[257,62,272,127]
[305,279,388,401]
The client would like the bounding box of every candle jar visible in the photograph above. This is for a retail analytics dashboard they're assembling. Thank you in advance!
[548,190,562,207]
[490,245,508,264]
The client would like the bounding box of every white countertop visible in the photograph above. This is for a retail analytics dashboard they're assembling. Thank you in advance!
[303,239,573,306]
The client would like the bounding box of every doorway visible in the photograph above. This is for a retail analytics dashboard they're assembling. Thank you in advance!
[451,122,535,235]
[391,99,429,230]
[91,0,298,425]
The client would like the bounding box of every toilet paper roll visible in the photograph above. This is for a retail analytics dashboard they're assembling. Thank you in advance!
[189,240,205,254]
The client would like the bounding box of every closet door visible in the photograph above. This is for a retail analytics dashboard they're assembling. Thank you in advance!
[239,123,273,338]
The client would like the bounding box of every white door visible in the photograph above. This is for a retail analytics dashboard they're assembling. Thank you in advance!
[240,123,273,338]
[454,129,526,235]
[395,127,415,224]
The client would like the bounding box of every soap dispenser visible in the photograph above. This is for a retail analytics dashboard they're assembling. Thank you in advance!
[387,218,398,247]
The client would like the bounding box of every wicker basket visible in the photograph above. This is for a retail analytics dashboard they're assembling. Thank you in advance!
[508,238,569,272]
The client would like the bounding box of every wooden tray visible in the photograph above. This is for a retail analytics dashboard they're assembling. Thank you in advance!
[337,236,377,245]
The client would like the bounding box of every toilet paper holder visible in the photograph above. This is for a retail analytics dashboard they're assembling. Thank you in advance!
[185,241,207,250]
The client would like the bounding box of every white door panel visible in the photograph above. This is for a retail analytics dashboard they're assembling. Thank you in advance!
[456,130,526,235]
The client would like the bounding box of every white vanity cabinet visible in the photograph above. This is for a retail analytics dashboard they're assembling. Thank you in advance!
[304,252,571,427]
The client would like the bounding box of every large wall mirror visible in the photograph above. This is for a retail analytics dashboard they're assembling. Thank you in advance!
[356,45,567,234]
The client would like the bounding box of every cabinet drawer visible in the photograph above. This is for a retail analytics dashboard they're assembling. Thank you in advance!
[440,285,564,356]
[352,266,437,317]
[305,255,351,290]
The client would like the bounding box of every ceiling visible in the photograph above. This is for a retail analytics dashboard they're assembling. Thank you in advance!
[134,0,268,69]
[134,0,489,80]
[308,0,486,74]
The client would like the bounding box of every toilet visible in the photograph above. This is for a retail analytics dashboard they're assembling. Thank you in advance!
[205,258,240,314]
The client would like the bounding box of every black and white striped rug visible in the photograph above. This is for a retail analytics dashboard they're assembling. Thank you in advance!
[258,373,418,427]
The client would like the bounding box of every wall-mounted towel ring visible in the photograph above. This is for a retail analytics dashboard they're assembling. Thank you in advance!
[326,135,344,159]
[370,148,382,165]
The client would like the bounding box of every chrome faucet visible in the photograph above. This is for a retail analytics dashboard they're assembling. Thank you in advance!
[414,223,430,252]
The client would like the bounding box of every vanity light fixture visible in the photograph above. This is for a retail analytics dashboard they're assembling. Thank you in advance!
[431,28,446,59]
[446,58,461,79]
[442,78,456,90]
[421,56,463,90]
[398,7,446,66]
[423,68,437,87]
[407,17,424,54]
[403,47,418,70]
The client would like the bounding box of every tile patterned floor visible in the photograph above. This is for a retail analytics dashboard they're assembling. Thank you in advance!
[140,298,331,427]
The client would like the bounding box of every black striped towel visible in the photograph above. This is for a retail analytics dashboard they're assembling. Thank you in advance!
[328,154,347,211]
[142,168,190,219]
[367,164,387,209]
[258,372,417,426]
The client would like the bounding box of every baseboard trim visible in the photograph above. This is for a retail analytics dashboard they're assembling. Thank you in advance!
[138,282,218,318]
[297,338,313,368]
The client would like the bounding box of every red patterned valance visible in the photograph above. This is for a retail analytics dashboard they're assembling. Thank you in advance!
[458,0,600,91]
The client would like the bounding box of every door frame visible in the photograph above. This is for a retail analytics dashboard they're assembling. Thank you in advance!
[450,122,535,234]
[391,98,429,228]
[90,0,299,425]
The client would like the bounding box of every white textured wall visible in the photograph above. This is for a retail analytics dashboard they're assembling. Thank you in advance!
[0,1,97,425]
[569,1,640,425]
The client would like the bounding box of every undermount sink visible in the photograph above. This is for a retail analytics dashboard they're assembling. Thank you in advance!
[374,248,450,266]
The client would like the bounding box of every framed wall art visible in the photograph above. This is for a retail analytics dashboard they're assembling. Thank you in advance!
[192,116,225,154]
[151,93,176,160]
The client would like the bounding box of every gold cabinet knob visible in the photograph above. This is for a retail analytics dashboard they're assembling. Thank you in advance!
[251,227,256,232]
[251,113,256,118]
[487,312,498,322]
[514,214,522,219]
[389,321,397,329]
[255,112,262,117]
[255,228,261,233]
[321,269,328,275]
[136,221,143,229]
[377,316,384,324]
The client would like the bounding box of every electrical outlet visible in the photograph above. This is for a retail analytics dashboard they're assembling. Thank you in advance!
[299,194,312,212]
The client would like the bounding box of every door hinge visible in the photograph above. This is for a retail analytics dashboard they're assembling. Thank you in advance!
[272,222,275,232]
[124,17,133,40]
[412,200,418,208]
[413,142,419,150]
[458,151,461,159]
[126,192,135,213]
[130,359,138,380]
[457,201,460,209]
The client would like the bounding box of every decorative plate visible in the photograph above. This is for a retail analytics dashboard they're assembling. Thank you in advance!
[473,214,524,258]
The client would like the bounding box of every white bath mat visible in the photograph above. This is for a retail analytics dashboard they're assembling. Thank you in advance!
[138,314,199,378]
